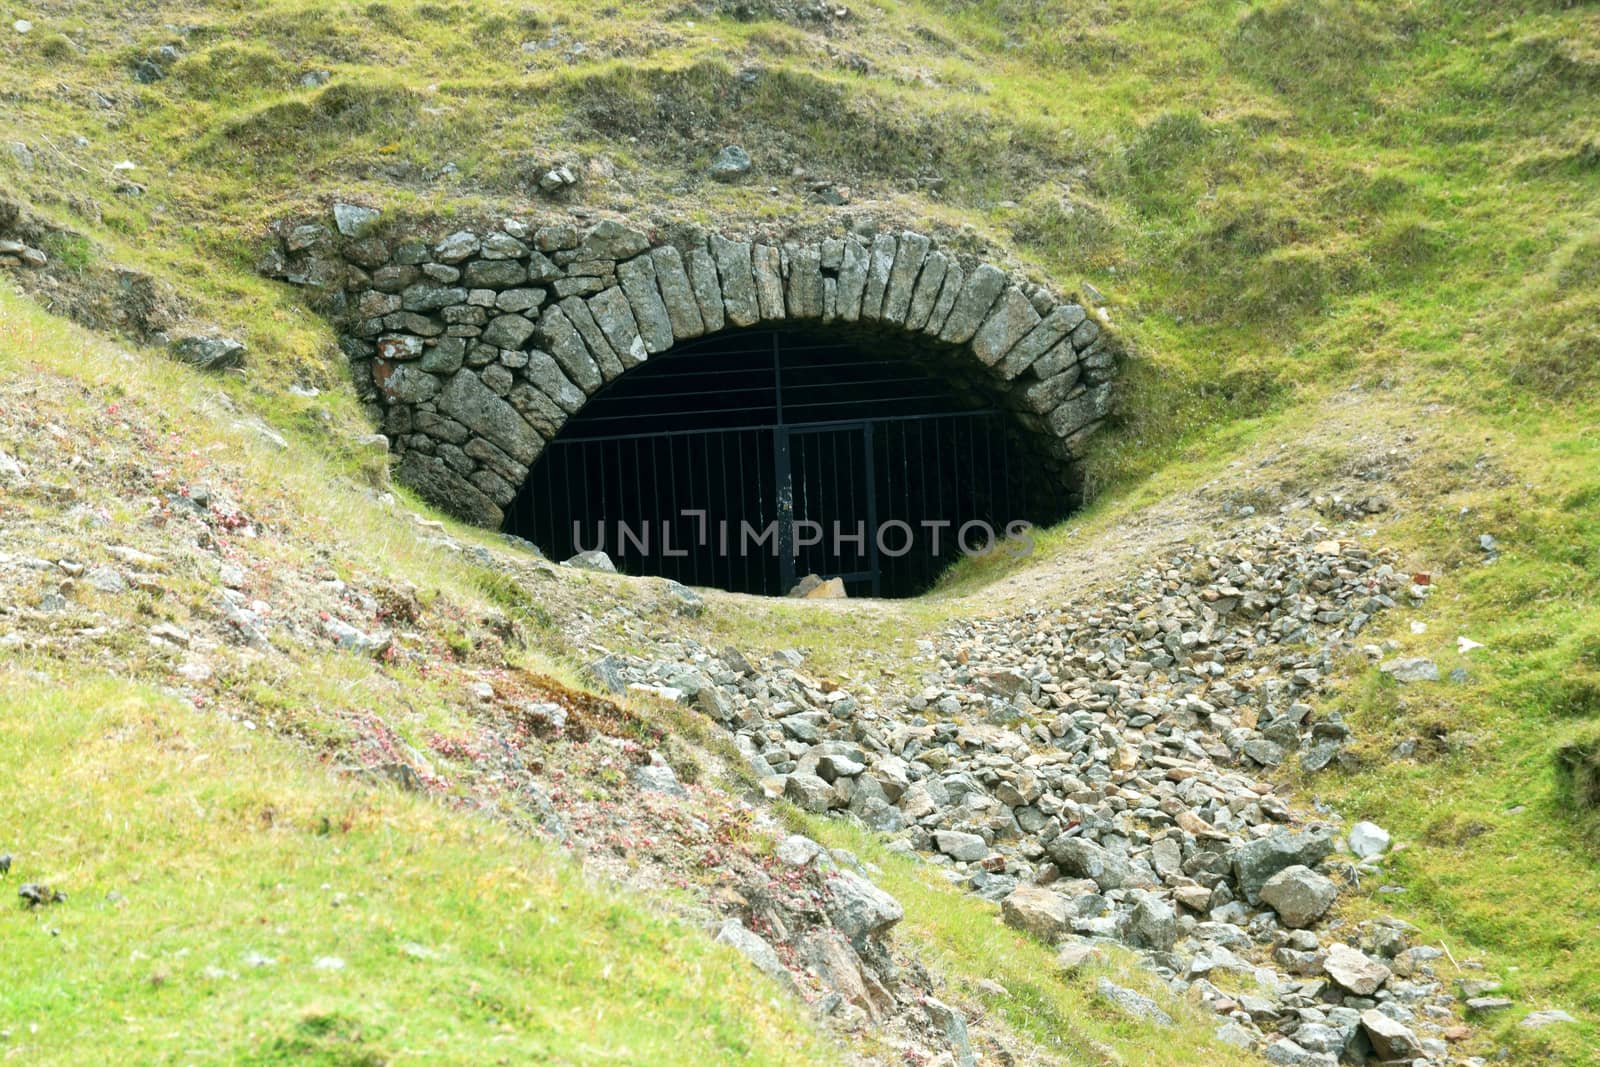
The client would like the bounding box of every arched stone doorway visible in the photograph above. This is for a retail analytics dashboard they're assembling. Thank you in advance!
[263,212,1118,595]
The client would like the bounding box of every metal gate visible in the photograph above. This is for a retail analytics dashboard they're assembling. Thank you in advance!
[505,329,1027,598]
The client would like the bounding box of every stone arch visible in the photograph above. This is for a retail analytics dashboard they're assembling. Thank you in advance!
[265,211,1117,530]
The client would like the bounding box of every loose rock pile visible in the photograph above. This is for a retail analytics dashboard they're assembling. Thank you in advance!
[596,523,1492,1064]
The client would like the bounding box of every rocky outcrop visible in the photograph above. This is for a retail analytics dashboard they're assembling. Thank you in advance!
[263,206,1119,527]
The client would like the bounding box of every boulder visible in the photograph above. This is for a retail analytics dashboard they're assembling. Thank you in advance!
[934,829,989,863]
[1259,865,1338,928]
[1323,942,1391,996]
[1049,836,1138,890]
[824,869,903,943]
[1000,884,1071,942]
[1347,821,1391,859]
[1359,1009,1421,1060]
[1231,830,1334,904]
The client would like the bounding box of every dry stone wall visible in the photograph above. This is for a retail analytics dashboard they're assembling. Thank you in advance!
[263,207,1118,528]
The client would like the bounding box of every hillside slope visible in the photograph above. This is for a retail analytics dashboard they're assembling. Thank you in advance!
[2,0,1599,1064]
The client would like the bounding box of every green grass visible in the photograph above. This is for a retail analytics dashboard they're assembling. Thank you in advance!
[3,0,1600,1062]
[0,670,830,1065]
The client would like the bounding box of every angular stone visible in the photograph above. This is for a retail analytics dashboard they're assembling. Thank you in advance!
[715,920,796,993]
[523,350,586,414]
[464,436,527,486]
[1048,836,1139,890]
[1071,317,1101,350]
[822,277,838,323]
[1096,977,1173,1027]
[751,244,785,321]
[1017,365,1082,414]
[784,244,824,319]
[650,245,705,339]
[480,313,536,350]
[525,250,560,284]
[939,264,1008,344]
[860,232,898,321]
[534,306,603,394]
[418,337,465,375]
[685,244,725,334]
[1231,830,1335,904]
[494,288,544,314]
[374,362,438,404]
[1323,942,1391,996]
[508,382,569,437]
[469,468,516,505]
[1349,821,1392,859]
[1001,884,1071,943]
[433,231,479,263]
[1123,892,1177,951]
[438,370,542,467]
[824,869,903,943]
[588,287,650,369]
[709,235,760,328]
[835,236,871,322]
[479,232,529,260]
[1047,384,1113,437]
[881,232,931,325]
[995,303,1086,380]
[786,772,834,813]
[617,254,675,354]
[922,262,965,337]
[400,283,466,313]
[396,451,502,526]
[934,830,988,863]
[557,296,624,381]
[578,219,649,260]
[333,202,380,239]
[971,286,1042,366]
[1031,339,1080,380]
[1360,1009,1421,1060]
[462,259,527,288]
[904,250,949,331]
[1259,865,1338,929]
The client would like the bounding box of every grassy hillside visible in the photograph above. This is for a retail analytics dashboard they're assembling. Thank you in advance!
[3,0,1600,1063]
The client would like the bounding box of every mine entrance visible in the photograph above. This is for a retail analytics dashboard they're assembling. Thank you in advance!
[504,327,1055,598]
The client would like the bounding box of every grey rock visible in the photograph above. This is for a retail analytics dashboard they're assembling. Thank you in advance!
[715,920,796,992]
[170,336,245,371]
[784,244,824,319]
[565,549,616,572]
[934,830,988,863]
[1123,892,1177,951]
[904,251,949,331]
[709,236,759,327]
[923,996,977,1067]
[785,772,835,813]
[1259,865,1338,928]
[1348,821,1391,859]
[751,244,785,321]
[396,451,502,526]
[1095,976,1173,1026]
[480,314,536,349]
[649,246,705,339]
[433,231,479,263]
[708,144,753,181]
[579,219,649,260]
[995,303,1086,379]
[332,202,380,238]
[632,762,688,797]
[480,231,529,260]
[437,370,542,465]
[922,262,965,337]
[535,306,604,393]
[588,287,650,369]
[859,233,897,321]
[1001,884,1071,942]
[1520,1009,1578,1029]
[938,264,1007,344]
[824,869,903,943]
[554,296,623,381]
[970,286,1042,366]
[1323,942,1391,995]
[835,237,870,322]
[880,232,931,325]
[462,259,527,288]
[685,244,726,334]
[1380,657,1439,684]
[1359,1008,1421,1060]
[377,364,440,404]
[617,255,675,353]
[1049,836,1139,890]
[1231,830,1334,904]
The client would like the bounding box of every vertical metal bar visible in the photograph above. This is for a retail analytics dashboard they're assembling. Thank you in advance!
[864,422,880,597]
[775,427,794,594]
[772,330,784,425]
